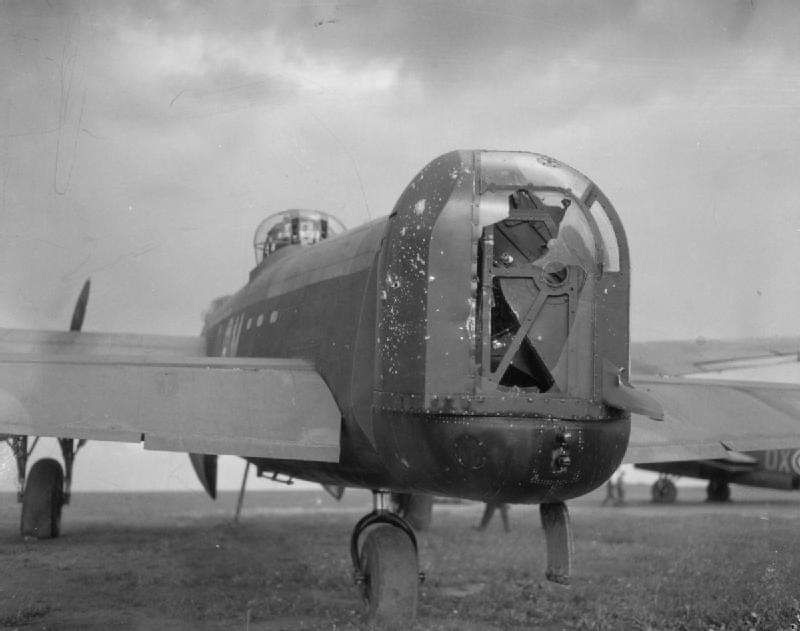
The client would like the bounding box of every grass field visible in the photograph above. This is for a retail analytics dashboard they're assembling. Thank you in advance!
[0,485,798,630]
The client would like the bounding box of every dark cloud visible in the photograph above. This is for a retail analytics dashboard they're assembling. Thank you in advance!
[7,1,795,140]
[1,0,799,340]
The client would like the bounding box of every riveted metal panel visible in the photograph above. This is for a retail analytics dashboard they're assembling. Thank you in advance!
[424,153,478,397]
[376,151,464,396]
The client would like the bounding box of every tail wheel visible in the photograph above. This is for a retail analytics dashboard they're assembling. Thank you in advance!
[707,479,731,502]
[360,525,419,629]
[20,458,64,539]
[651,477,677,503]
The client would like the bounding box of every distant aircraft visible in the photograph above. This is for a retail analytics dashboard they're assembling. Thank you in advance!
[627,345,800,503]
[2,151,799,628]
[637,447,800,503]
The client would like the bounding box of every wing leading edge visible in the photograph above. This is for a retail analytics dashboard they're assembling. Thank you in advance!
[0,329,341,462]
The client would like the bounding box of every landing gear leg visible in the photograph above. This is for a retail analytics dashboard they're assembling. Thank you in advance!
[6,435,84,538]
[540,502,573,584]
[8,435,31,502]
[391,492,434,531]
[58,438,86,505]
[706,479,731,502]
[651,475,677,503]
[351,491,422,629]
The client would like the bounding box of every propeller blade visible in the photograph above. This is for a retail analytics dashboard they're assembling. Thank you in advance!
[69,279,91,332]
[189,453,218,499]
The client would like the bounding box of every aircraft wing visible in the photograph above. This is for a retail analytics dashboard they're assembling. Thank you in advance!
[636,450,759,478]
[625,337,800,464]
[630,336,799,377]
[0,328,341,461]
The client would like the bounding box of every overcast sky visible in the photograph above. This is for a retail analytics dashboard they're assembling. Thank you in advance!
[1,1,799,491]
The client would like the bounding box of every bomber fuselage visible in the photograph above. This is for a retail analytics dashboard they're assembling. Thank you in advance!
[203,150,632,504]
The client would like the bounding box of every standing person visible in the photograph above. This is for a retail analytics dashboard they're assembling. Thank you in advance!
[601,477,616,506]
[476,501,510,532]
[615,469,626,506]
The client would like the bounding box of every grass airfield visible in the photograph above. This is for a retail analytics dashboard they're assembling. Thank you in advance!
[0,484,799,630]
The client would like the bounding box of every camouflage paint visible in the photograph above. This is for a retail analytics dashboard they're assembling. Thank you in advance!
[203,150,634,503]
[375,151,464,396]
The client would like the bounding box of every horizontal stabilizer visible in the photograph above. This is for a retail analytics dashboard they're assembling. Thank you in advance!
[626,377,800,463]
[0,345,341,462]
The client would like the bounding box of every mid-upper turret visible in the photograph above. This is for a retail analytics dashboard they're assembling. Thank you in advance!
[253,209,346,266]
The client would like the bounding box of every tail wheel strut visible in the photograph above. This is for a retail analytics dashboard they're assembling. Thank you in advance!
[58,438,86,505]
[540,501,573,585]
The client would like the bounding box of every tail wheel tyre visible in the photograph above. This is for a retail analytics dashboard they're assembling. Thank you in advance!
[651,478,677,503]
[707,479,730,502]
[360,525,418,629]
[20,458,64,539]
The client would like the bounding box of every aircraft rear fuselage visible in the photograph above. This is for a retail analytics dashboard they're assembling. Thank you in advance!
[203,150,632,503]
